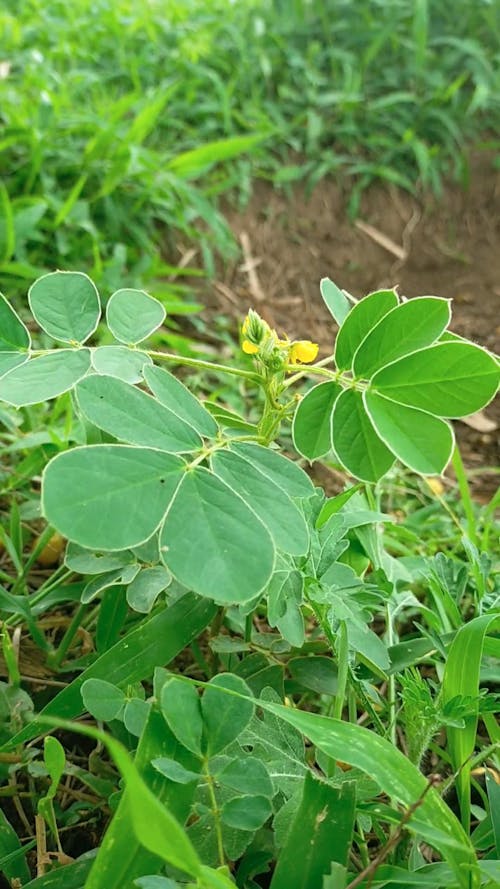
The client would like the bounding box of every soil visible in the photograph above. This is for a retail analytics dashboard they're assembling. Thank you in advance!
[202,154,500,498]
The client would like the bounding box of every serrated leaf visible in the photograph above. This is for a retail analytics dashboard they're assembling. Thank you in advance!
[28,271,100,343]
[106,288,166,344]
[221,795,272,831]
[81,678,126,721]
[371,342,500,417]
[319,278,351,325]
[218,756,274,798]
[201,674,254,755]
[331,389,394,482]
[91,345,153,383]
[0,349,91,406]
[212,449,309,556]
[353,296,451,378]
[43,445,185,550]
[292,381,341,460]
[126,566,171,613]
[144,365,218,438]
[364,391,454,475]
[231,442,315,498]
[161,678,203,756]
[0,292,30,351]
[334,289,399,371]
[76,375,202,453]
[160,467,275,603]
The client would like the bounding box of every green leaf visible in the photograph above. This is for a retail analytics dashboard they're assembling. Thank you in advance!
[65,542,134,574]
[161,678,204,756]
[106,288,166,344]
[43,445,185,550]
[82,564,139,604]
[334,289,399,371]
[76,375,202,453]
[353,297,451,378]
[231,442,315,498]
[0,352,28,378]
[371,342,500,417]
[166,133,267,177]
[91,345,153,383]
[81,678,126,721]
[319,278,351,326]
[126,566,171,613]
[0,349,91,406]
[201,674,254,755]
[364,391,454,475]
[0,292,30,351]
[0,810,31,885]
[441,614,500,832]
[292,381,341,460]
[270,773,355,889]
[28,271,100,343]
[152,757,200,784]
[289,657,338,696]
[212,449,309,556]
[218,757,274,798]
[221,795,272,831]
[160,468,275,603]
[1,593,216,751]
[315,485,363,528]
[38,736,66,836]
[331,389,394,482]
[21,857,94,888]
[144,365,218,438]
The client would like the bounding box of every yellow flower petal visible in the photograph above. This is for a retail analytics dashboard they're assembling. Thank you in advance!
[242,339,259,355]
[290,340,319,364]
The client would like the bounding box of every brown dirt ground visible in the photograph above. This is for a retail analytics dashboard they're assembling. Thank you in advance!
[201,155,499,498]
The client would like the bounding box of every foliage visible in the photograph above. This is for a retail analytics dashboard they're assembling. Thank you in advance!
[0,274,498,887]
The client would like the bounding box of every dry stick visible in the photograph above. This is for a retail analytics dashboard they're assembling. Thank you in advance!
[344,777,438,889]
[239,231,266,302]
[355,220,407,261]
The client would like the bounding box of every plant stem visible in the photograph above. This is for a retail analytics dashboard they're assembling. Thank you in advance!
[451,444,478,547]
[203,759,225,868]
[147,349,261,384]
[49,604,87,670]
[333,621,349,720]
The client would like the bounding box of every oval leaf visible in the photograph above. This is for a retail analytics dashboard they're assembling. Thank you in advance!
[319,278,351,326]
[221,795,272,831]
[364,390,454,475]
[0,292,30,351]
[0,349,91,406]
[353,296,451,378]
[161,678,203,756]
[231,442,315,498]
[292,381,341,460]
[334,289,399,371]
[144,365,218,438]
[28,271,100,343]
[371,342,500,417]
[92,346,153,383]
[76,375,202,453]
[107,289,166,344]
[42,445,185,550]
[201,673,254,755]
[331,388,395,482]
[81,678,126,722]
[126,566,172,614]
[160,467,275,603]
[212,449,309,556]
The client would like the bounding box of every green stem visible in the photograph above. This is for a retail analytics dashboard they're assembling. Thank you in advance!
[451,444,478,547]
[333,621,349,720]
[203,759,225,868]
[49,603,87,670]
[147,349,261,384]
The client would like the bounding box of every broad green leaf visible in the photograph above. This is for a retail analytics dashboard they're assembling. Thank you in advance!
[43,446,184,550]
[353,297,451,378]
[319,278,351,326]
[212,449,309,555]
[81,678,126,721]
[231,442,315,498]
[76,375,202,453]
[221,795,272,831]
[0,352,28,378]
[28,271,100,343]
[292,381,341,460]
[1,593,216,751]
[91,345,153,383]
[21,857,93,888]
[289,657,338,695]
[331,389,394,482]
[106,288,166,344]
[371,342,500,417]
[0,810,31,885]
[218,757,274,798]
[152,758,200,784]
[334,289,399,371]
[0,349,91,406]
[202,674,254,755]
[161,678,204,756]
[126,566,171,613]
[441,614,500,832]
[0,292,30,351]
[160,468,275,603]
[270,773,355,889]
[144,365,218,438]
[364,391,454,475]
[261,701,478,888]
[64,542,134,574]
[205,400,256,433]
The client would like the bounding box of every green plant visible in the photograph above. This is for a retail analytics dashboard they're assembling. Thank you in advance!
[0,273,498,887]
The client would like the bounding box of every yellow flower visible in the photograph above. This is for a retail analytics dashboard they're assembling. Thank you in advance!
[242,339,259,355]
[289,340,319,364]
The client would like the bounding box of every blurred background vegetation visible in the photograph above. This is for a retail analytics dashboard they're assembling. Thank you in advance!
[1,0,499,300]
